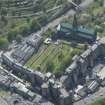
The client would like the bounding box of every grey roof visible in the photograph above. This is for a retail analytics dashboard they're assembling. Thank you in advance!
[91,44,98,51]
[77,87,87,97]
[87,80,99,92]
[59,88,69,98]
[34,71,45,80]
[6,94,34,105]
[80,49,91,59]
[97,66,105,80]
[12,34,42,63]
[26,34,42,47]
[66,61,77,74]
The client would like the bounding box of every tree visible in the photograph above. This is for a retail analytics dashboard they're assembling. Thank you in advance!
[1,15,8,25]
[43,28,55,38]
[58,51,64,61]
[0,2,2,10]
[0,38,9,49]
[71,48,80,57]
[36,65,41,71]
[1,7,7,16]
[26,17,30,23]
[38,14,48,26]
[20,25,30,37]
[30,19,41,32]
[46,60,54,72]
[7,30,17,42]
[16,35,22,43]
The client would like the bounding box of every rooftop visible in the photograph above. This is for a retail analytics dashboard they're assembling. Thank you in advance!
[57,22,95,36]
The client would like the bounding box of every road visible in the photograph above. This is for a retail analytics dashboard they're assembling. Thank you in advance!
[74,87,105,105]
[31,0,94,38]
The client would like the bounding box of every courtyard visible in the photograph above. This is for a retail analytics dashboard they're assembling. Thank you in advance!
[25,40,84,74]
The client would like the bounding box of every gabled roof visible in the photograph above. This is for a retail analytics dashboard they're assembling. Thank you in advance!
[57,22,95,36]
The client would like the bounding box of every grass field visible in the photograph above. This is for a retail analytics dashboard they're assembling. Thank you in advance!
[25,41,84,74]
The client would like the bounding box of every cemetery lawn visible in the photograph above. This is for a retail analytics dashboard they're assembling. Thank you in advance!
[25,41,84,74]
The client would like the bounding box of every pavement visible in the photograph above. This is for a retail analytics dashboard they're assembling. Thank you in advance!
[0,97,8,105]
[74,86,105,105]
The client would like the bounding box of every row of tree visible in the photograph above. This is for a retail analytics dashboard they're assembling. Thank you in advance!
[7,14,48,42]
[0,13,48,49]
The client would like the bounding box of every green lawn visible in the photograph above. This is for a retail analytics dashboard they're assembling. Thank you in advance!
[25,41,83,74]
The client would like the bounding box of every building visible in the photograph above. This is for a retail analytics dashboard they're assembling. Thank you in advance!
[26,34,42,49]
[12,34,42,64]
[54,15,97,43]
[87,80,99,93]
[2,35,105,105]
[75,85,87,98]
[96,66,105,86]
[97,66,105,80]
